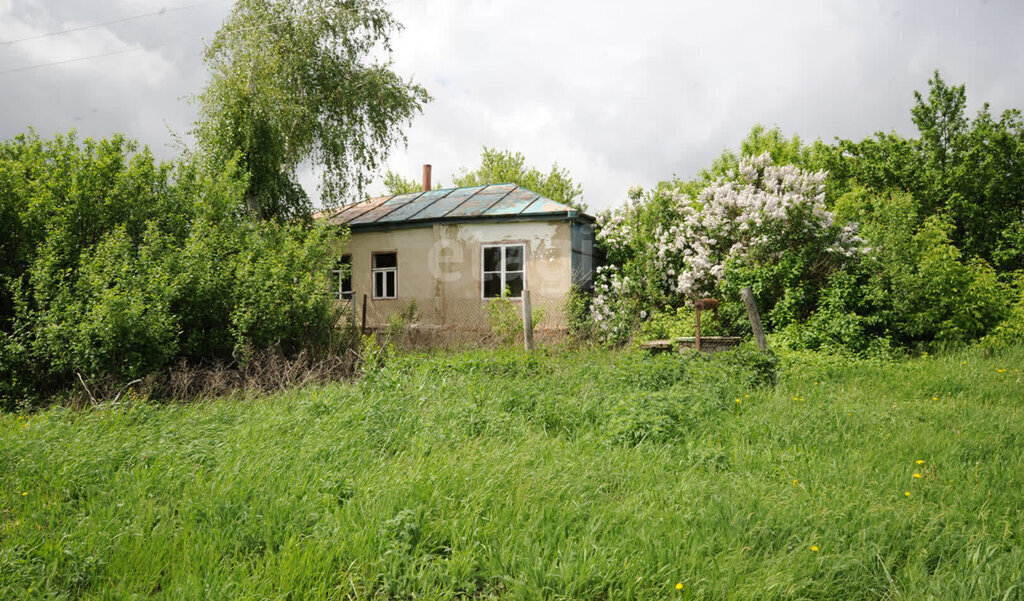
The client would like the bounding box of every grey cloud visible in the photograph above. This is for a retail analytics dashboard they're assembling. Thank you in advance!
[0,0,225,157]
[3,0,1022,211]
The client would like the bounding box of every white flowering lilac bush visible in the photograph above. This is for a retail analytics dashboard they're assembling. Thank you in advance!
[590,154,865,345]
[654,153,863,297]
[588,265,638,346]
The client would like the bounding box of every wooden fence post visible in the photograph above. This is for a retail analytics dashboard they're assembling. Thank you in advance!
[694,305,702,352]
[740,286,768,351]
[522,290,535,352]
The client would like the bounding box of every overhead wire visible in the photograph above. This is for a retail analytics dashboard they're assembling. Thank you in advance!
[0,2,393,76]
[0,45,159,74]
[0,1,221,46]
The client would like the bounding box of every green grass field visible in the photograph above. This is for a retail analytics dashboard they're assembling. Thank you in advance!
[2,345,1023,600]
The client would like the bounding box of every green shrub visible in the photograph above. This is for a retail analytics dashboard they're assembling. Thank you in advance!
[0,330,33,411]
[834,190,1010,347]
[33,226,180,380]
[775,270,895,358]
[486,295,545,346]
[0,131,345,405]
[564,285,594,341]
[384,300,419,342]
[638,305,726,341]
[981,273,1024,350]
[358,333,395,379]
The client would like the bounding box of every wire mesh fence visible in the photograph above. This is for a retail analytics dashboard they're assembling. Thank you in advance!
[336,292,573,350]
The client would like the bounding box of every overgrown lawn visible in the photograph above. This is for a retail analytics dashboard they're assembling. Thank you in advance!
[2,345,1022,599]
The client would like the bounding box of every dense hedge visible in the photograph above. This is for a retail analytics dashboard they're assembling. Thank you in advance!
[0,132,343,409]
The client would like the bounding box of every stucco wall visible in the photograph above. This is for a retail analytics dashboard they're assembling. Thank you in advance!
[340,220,574,332]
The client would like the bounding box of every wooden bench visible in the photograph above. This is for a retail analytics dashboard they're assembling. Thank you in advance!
[639,339,674,353]
[675,336,743,353]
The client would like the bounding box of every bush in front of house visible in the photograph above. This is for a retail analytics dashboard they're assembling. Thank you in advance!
[0,131,345,409]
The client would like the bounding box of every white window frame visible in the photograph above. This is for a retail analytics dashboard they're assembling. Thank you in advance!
[372,252,398,300]
[481,243,526,300]
[332,254,353,300]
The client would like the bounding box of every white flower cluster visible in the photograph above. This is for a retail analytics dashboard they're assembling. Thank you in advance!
[653,153,864,296]
[595,209,632,249]
[589,264,634,344]
[594,194,641,251]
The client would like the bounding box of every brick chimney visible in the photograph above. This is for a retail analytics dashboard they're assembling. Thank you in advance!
[422,164,432,192]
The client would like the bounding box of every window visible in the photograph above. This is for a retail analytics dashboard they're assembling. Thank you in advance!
[332,255,353,300]
[482,244,525,298]
[372,252,397,299]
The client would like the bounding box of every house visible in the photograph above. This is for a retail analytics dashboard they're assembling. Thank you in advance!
[316,166,597,340]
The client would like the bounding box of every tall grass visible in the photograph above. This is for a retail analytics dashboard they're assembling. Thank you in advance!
[1,345,1022,599]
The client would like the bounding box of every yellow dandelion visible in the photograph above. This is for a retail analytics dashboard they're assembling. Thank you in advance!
[916,459,925,465]
[962,361,967,365]
[905,491,911,497]
[913,473,922,479]
[793,479,799,486]
[932,396,938,401]
[21,492,27,496]
[811,545,819,552]
[675,582,684,590]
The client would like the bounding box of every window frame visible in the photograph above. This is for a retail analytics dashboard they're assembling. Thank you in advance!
[481,243,527,300]
[332,254,353,300]
[371,251,398,300]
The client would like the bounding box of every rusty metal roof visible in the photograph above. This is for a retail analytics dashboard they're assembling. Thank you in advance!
[315,184,591,229]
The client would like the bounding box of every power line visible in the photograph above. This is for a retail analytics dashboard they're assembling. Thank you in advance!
[0,3,393,76]
[0,2,220,46]
[0,45,162,74]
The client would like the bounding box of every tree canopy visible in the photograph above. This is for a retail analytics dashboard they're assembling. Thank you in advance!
[381,169,432,195]
[381,148,586,212]
[453,148,586,212]
[825,71,1024,270]
[193,0,430,221]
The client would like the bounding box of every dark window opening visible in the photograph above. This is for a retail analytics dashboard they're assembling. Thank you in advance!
[332,254,353,300]
[482,244,525,298]
[372,252,397,299]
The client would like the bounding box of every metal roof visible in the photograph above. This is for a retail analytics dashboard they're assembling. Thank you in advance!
[315,184,592,229]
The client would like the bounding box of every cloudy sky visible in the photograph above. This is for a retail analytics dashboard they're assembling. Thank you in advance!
[1,0,1022,211]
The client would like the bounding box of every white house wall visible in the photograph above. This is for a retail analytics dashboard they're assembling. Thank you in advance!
[341,220,574,332]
